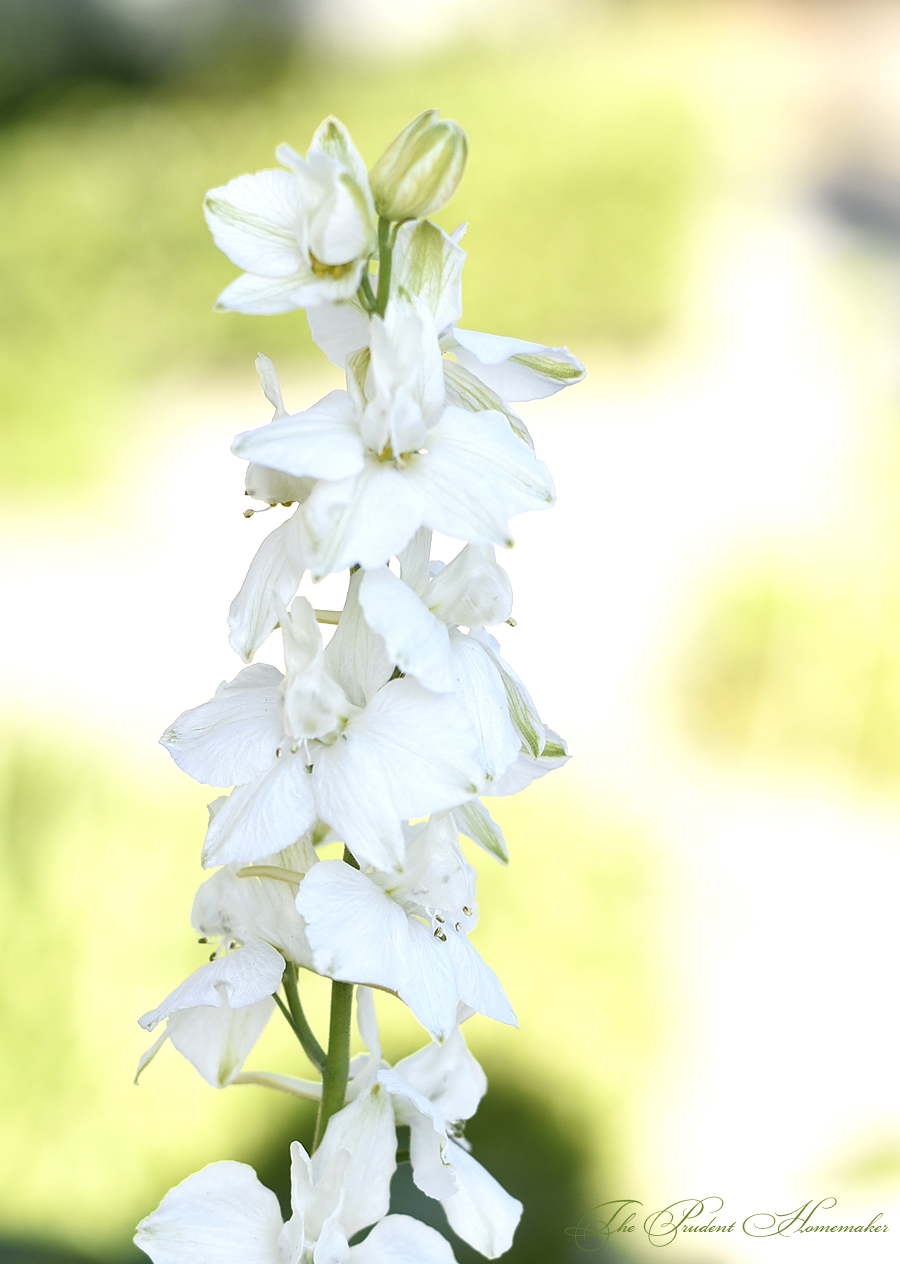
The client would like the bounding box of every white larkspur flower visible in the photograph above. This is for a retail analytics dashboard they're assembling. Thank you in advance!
[161,596,482,873]
[135,940,285,1088]
[295,815,515,1041]
[232,298,555,579]
[134,1140,456,1264]
[204,117,376,314]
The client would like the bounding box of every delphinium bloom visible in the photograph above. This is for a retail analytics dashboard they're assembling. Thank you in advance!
[135,110,583,1264]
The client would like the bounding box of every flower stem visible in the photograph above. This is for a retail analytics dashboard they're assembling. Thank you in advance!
[282,964,326,1072]
[374,216,393,318]
[312,978,354,1151]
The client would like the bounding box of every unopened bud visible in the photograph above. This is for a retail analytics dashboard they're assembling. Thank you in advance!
[369,110,468,222]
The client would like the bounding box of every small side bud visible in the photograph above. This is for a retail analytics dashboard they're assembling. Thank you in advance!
[369,110,467,222]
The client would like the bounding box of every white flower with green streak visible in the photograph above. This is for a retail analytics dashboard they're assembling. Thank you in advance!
[204,117,376,314]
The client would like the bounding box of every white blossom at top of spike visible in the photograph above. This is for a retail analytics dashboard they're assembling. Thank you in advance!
[204,117,376,314]
[233,299,555,579]
[134,1140,456,1264]
[160,596,482,873]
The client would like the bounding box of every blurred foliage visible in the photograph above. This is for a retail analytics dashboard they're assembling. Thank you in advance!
[0,32,700,495]
[678,537,900,782]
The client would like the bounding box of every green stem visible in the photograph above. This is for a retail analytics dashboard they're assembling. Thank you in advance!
[312,978,354,1151]
[373,216,393,318]
[282,965,326,1072]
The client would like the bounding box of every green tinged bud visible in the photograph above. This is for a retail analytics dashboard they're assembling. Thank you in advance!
[369,110,468,222]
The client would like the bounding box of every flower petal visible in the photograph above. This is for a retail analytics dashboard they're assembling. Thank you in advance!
[314,1087,396,1237]
[161,664,284,787]
[359,567,453,693]
[135,1160,284,1264]
[394,1025,486,1123]
[204,170,302,277]
[139,941,285,1029]
[166,996,276,1088]
[392,220,464,333]
[448,633,520,785]
[304,460,426,579]
[348,1215,456,1264]
[312,678,481,871]
[233,391,364,481]
[416,407,554,547]
[202,754,317,868]
[441,1141,522,1258]
[228,511,309,663]
[452,328,585,401]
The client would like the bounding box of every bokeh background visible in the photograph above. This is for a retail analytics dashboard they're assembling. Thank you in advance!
[2,1,900,1261]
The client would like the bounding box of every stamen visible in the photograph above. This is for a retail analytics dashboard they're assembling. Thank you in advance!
[197,937,208,944]
[243,504,274,519]
[434,914,445,924]
[462,905,473,916]
[433,927,447,941]
[506,617,517,627]
[454,922,461,932]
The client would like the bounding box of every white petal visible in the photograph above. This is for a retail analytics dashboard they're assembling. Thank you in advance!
[204,170,302,277]
[377,1068,455,1200]
[441,358,532,447]
[416,408,554,546]
[309,118,375,218]
[323,570,393,709]
[314,1087,396,1237]
[359,567,453,692]
[426,545,512,630]
[296,862,411,993]
[484,729,569,796]
[453,799,508,864]
[441,1141,522,1258]
[394,1025,486,1122]
[233,391,364,481]
[442,930,517,1028]
[453,328,585,401]
[202,754,317,868]
[161,664,284,787]
[483,641,544,757]
[312,678,481,870]
[348,1215,456,1264]
[167,996,276,1088]
[139,941,285,1028]
[135,1161,283,1264]
[448,634,520,785]
[304,460,426,578]
[306,299,371,368]
[392,220,464,332]
[395,918,462,1041]
[214,271,310,316]
[228,512,308,663]
[397,527,432,596]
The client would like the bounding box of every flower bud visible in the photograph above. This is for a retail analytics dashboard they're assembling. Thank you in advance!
[369,110,468,222]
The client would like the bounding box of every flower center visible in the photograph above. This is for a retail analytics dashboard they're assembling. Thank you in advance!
[308,250,354,279]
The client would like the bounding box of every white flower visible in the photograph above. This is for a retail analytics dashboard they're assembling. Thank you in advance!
[232,299,555,580]
[204,117,376,314]
[161,597,482,873]
[135,940,285,1088]
[134,1141,456,1264]
[295,814,515,1041]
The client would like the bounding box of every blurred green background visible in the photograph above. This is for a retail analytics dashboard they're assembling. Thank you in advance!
[4,1,900,1262]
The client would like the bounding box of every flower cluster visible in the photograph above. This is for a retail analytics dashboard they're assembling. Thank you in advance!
[135,112,584,1264]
